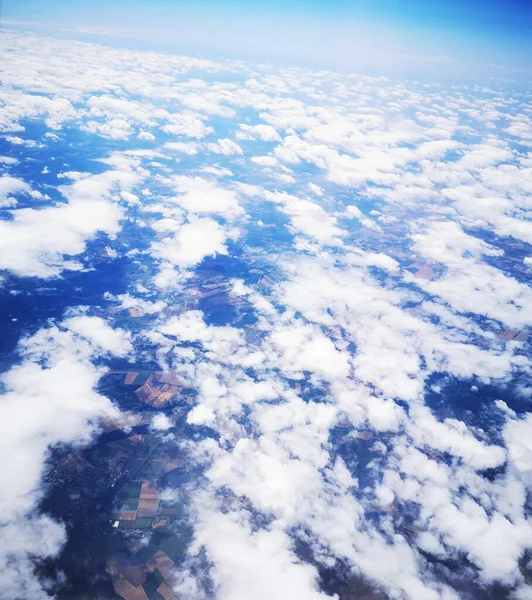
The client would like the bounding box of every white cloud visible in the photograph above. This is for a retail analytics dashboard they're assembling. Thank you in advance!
[206,138,243,155]
[0,150,149,277]
[251,155,278,166]
[3,28,532,600]
[267,324,350,380]
[0,197,123,277]
[167,176,242,217]
[151,413,173,430]
[258,190,344,245]
[137,130,156,141]
[180,507,331,600]
[162,113,214,139]
[164,141,199,154]
[504,414,532,486]
[411,221,532,328]
[152,218,232,278]
[63,315,133,357]
[0,175,31,201]
[0,315,127,597]
[237,123,282,142]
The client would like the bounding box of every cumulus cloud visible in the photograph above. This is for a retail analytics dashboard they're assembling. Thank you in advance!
[206,138,243,155]
[178,506,332,600]
[0,315,128,598]
[153,218,230,268]
[167,176,243,217]
[0,197,123,277]
[411,221,532,328]
[0,174,31,201]
[237,123,282,142]
[504,414,532,486]
[162,113,214,139]
[0,151,147,278]
[63,315,133,357]
[151,412,173,430]
[2,27,532,600]
[151,217,235,288]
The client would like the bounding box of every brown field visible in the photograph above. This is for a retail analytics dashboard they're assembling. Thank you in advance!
[128,434,144,444]
[163,459,185,472]
[135,374,182,407]
[147,550,177,585]
[379,501,400,514]
[57,452,94,472]
[152,518,167,529]
[135,381,157,403]
[498,329,529,341]
[114,510,137,521]
[153,390,176,407]
[138,482,159,512]
[157,581,177,600]
[107,565,148,600]
[125,372,140,385]
[155,372,183,386]
[412,265,436,280]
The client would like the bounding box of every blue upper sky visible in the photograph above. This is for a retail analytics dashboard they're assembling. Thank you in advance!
[4,0,532,80]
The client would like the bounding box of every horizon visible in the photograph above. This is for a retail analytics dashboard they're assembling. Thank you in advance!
[3,0,532,83]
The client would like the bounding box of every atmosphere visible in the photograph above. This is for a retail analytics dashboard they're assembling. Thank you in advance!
[3,0,532,78]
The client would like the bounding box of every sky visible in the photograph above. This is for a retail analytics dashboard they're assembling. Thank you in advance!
[3,0,532,79]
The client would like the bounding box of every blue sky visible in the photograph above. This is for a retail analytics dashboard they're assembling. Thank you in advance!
[4,1,532,81]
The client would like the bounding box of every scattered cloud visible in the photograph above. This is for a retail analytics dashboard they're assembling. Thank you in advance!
[0,28,531,600]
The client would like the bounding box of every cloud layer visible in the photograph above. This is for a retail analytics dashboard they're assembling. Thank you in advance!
[0,28,531,600]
